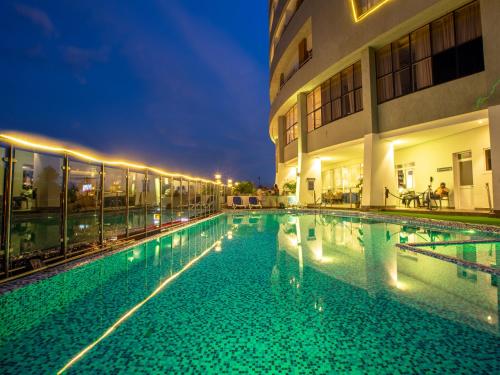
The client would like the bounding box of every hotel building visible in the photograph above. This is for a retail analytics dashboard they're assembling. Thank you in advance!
[269,0,500,212]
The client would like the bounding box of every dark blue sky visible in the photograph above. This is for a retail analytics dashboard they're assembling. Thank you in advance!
[0,1,273,185]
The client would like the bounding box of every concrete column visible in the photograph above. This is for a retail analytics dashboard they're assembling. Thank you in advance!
[480,0,500,107]
[295,92,321,205]
[362,133,396,208]
[481,0,500,213]
[297,92,308,155]
[297,154,321,205]
[488,105,500,213]
[275,116,286,185]
[361,47,379,134]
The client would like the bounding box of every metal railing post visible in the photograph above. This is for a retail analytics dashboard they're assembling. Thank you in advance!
[170,177,173,224]
[99,163,105,245]
[125,168,129,238]
[159,177,163,229]
[179,177,183,221]
[144,171,148,235]
[61,155,69,257]
[2,146,14,277]
[187,180,191,221]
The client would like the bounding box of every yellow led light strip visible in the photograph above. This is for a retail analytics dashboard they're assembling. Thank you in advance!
[57,239,219,374]
[350,0,391,22]
[0,133,219,184]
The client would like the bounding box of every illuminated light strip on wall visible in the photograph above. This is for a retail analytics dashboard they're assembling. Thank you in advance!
[350,0,392,22]
[57,239,219,374]
[0,133,219,184]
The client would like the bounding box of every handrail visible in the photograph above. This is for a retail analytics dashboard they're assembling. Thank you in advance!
[279,50,312,89]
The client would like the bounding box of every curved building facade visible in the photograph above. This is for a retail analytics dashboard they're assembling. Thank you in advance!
[269,0,500,212]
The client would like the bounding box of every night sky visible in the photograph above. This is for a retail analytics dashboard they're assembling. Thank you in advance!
[0,1,273,185]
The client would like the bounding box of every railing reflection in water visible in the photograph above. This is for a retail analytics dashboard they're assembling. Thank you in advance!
[0,137,229,279]
[0,217,227,348]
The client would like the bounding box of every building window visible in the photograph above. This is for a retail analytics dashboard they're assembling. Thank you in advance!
[485,148,492,171]
[285,104,298,145]
[396,163,416,190]
[376,1,484,104]
[307,61,362,132]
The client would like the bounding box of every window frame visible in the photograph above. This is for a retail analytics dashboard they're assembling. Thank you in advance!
[375,1,483,104]
[484,148,492,172]
[285,103,298,145]
[306,61,363,133]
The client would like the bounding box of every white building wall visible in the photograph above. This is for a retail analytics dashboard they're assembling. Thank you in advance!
[394,126,492,209]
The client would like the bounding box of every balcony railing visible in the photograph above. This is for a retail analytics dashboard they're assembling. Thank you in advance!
[272,0,304,47]
[0,134,229,281]
[279,49,312,89]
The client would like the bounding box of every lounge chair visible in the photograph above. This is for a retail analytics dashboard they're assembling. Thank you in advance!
[248,196,262,209]
[232,196,246,209]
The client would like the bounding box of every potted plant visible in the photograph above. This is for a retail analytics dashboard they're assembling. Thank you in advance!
[282,180,296,195]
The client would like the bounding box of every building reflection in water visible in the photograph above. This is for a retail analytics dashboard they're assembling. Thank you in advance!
[275,213,499,335]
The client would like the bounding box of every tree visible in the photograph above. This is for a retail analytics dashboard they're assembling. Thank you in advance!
[233,181,254,195]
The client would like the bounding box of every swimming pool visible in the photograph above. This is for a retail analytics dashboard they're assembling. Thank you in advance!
[0,213,498,373]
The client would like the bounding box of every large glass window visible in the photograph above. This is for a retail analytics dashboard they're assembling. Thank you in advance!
[307,61,362,132]
[67,159,101,250]
[103,166,127,240]
[376,1,483,103]
[285,104,298,145]
[128,171,146,235]
[411,25,432,91]
[10,149,63,268]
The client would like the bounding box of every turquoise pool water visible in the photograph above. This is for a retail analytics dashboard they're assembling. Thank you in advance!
[0,213,499,374]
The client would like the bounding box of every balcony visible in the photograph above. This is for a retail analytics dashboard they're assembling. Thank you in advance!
[279,49,312,90]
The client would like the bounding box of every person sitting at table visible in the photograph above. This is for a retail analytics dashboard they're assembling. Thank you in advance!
[433,182,449,198]
[424,182,449,207]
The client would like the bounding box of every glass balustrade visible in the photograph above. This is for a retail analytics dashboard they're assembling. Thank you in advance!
[0,137,223,279]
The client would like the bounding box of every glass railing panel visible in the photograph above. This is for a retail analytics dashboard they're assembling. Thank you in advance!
[67,159,100,251]
[188,180,197,219]
[172,178,183,225]
[128,171,146,235]
[161,177,172,227]
[0,146,5,275]
[181,179,189,220]
[103,166,127,241]
[146,173,161,231]
[9,148,63,271]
